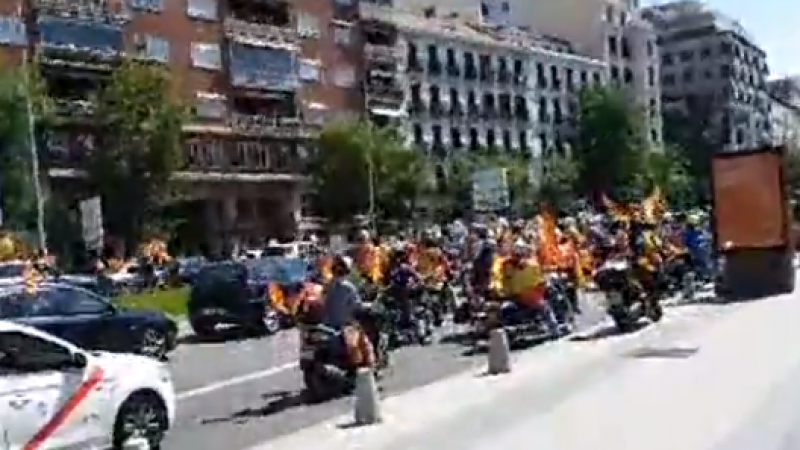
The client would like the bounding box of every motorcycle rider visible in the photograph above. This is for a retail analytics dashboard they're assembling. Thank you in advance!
[388,245,424,333]
[320,254,375,368]
[683,214,710,281]
[500,240,562,337]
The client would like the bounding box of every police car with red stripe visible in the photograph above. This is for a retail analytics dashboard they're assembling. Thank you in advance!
[0,320,176,449]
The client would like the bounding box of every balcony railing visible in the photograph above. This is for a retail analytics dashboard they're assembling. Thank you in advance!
[227,114,320,138]
[365,44,399,62]
[36,44,122,70]
[223,18,298,49]
[33,0,130,23]
[359,2,395,22]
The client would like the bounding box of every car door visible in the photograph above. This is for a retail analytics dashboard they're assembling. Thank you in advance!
[0,330,108,450]
[47,285,127,353]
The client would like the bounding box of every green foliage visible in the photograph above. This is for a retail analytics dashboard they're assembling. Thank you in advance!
[660,99,731,202]
[538,155,579,212]
[574,86,648,198]
[310,120,428,226]
[0,61,51,231]
[644,149,695,208]
[86,61,187,245]
[117,287,189,317]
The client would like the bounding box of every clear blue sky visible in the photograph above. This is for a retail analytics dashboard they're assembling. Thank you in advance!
[643,0,797,78]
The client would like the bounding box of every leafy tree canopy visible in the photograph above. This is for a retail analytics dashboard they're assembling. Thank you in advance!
[310,120,428,226]
[86,61,186,245]
[574,86,648,200]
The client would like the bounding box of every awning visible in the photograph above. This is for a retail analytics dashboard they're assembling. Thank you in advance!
[369,107,406,117]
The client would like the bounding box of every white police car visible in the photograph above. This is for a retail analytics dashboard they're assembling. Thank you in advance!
[0,320,175,449]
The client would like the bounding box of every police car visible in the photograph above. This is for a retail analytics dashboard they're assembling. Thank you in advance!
[0,320,176,449]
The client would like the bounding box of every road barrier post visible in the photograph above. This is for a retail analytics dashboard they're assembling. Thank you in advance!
[353,367,382,425]
[487,328,511,374]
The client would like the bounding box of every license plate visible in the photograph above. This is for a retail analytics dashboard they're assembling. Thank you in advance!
[606,292,624,306]
[201,308,226,316]
[299,348,315,359]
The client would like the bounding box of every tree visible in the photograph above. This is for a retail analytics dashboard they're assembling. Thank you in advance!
[661,96,736,202]
[0,61,50,231]
[537,155,579,213]
[85,61,186,247]
[310,120,427,227]
[644,148,695,209]
[573,86,648,200]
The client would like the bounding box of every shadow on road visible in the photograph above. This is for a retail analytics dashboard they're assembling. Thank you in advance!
[199,390,307,425]
[569,321,646,342]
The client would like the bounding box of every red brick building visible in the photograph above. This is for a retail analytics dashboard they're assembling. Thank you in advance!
[0,0,366,252]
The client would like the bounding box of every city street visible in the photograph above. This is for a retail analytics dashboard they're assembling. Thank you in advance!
[161,294,608,450]
[256,290,800,450]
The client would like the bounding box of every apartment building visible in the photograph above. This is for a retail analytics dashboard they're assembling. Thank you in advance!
[767,77,800,151]
[357,4,607,180]
[386,0,663,148]
[0,0,363,249]
[642,0,770,151]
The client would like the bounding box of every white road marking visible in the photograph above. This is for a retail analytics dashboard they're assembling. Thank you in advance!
[177,362,297,401]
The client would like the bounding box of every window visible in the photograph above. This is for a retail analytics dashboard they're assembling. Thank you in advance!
[47,286,110,316]
[187,0,218,20]
[299,59,321,82]
[297,13,320,38]
[194,92,227,118]
[0,331,74,374]
[136,35,169,63]
[0,16,26,46]
[191,42,221,69]
[0,285,109,319]
[39,18,123,53]
[130,0,163,12]
[332,24,351,46]
[332,65,355,87]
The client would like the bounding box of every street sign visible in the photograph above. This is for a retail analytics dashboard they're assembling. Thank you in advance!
[79,196,103,250]
[471,167,509,212]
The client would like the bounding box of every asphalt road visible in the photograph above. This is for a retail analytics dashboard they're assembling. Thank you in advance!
[162,292,608,450]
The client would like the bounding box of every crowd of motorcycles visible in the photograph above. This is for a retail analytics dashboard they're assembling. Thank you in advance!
[296,210,716,401]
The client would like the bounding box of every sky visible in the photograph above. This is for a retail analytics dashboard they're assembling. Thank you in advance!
[642,0,798,78]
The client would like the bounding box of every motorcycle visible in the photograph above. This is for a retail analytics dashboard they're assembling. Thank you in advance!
[299,310,388,402]
[544,272,577,331]
[593,258,664,332]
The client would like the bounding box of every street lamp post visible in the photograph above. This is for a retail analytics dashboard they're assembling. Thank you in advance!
[23,51,47,251]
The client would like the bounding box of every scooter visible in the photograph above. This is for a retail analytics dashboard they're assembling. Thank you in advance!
[594,258,663,333]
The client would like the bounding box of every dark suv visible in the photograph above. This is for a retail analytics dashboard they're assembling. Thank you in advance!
[187,258,309,338]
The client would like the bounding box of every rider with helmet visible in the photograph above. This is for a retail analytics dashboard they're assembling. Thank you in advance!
[320,254,376,368]
[500,240,562,336]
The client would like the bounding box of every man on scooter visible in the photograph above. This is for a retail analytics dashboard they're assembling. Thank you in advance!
[320,255,375,368]
[500,240,562,337]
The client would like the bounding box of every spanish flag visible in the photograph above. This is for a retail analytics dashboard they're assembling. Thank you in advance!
[268,283,288,315]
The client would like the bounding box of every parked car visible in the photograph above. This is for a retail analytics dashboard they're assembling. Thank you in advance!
[0,281,178,359]
[187,257,310,338]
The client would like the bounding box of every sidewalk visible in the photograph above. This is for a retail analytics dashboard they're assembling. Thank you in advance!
[253,300,750,450]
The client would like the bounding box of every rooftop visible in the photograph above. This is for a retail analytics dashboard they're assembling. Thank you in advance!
[361,4,602,63]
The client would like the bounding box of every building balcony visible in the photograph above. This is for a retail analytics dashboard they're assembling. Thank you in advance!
[365,44,399,62]
[36,43,122,71]
[32,0,129,23]
[223,17,298,49]
[227,114,319,139]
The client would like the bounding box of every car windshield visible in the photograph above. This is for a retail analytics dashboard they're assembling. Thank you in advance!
[245,257,308,284]
[0,263,27,279]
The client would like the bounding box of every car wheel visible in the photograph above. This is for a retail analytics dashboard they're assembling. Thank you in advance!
[138,328,168,359]
[112,390,169,450]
